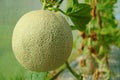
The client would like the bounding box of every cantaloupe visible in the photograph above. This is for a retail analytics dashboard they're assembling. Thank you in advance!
[12,10,73,72]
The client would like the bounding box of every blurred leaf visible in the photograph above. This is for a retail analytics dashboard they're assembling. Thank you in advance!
[99,28,120,46]
[96,0,117,11]
[73,41,77,48]
[70,25,77,30]
[66,3,92,31]
[26,71,48,80]
[32,72,48,80]
[100,27,114,35]
[84,0,90,3]
[102,17,117,28]
[98,45,109,56]
[114,31,120,47]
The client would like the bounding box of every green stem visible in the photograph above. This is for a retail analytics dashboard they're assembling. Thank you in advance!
[56,0,64,8]
[47,7,66,15]
[42,0,46,10]
[66,62,82,80]
[57,8,66,15]
[59,0,63,4]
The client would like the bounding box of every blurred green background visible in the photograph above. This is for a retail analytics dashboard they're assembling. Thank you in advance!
[0,0,42,79]
[0,0,120,80]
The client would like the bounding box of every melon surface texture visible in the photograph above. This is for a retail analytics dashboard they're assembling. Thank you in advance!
[12,10,73,72]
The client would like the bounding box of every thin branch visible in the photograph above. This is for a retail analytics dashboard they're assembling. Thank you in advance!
[47,7,66,15]
[66,62,83,80]
[97,11,102,28]
[91,0,96,18]
[50,61,83,80]
[50,69,64,80]
[57,8,66,15]
[95,0,103,29]
[56,0,64,8]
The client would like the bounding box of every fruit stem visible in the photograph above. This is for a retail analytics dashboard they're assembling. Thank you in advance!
[57,8,66,15]
[42,0,46,10]
[65,61,83,80]
[47,7,66,15]
[56,0,63,8]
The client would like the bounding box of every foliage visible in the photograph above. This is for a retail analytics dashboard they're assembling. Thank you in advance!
[38,0,120,80]
[0,72,47,80]
[66,0,91,31]
[26,71,48,80]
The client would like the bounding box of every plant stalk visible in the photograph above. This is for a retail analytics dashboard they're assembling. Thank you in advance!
[66,62,82,80]
[56,0,64,8]
[42,0,46,10]
[50,69,64,80]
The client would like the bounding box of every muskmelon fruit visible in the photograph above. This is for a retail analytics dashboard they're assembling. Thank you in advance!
[12,10,73,72]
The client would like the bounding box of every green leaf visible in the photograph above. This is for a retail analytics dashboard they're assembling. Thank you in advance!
[100,27,118,35]
[32,72,48,80]
[114,31,120,47]
[96,0,117,11]
[84,0,90,3]
[102,17,117,28]
[26,71,48,80]
[66,3,92,31]
[70,25,77,30]
[100,27,113,35]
